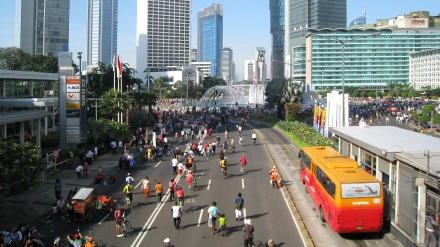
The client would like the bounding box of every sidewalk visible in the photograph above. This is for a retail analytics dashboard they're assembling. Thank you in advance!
[0,147,139,231]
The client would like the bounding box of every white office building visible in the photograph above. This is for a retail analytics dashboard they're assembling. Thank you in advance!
[136,0,192,83]
[222,47,234,83]
[410,48,440,90]
[244,60,256,82]
[87,0,118,68]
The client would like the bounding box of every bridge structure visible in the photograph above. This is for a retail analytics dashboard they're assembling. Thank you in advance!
[181,84,265,108]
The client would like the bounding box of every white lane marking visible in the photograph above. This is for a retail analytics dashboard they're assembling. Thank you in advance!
[130,172,184,247]
[98,212,111,225]
[242,178,245,189]
[134,179,143,189]
[197,209,204,227]
[207,179,211,190]
[243,208,247,219]
[154,161,162,168]
[280,185,308,247]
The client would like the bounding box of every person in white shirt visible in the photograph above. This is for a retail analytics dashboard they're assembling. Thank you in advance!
[75,165,83,178]
[171,201,183,229]
[177,162,184,175]
[118,141,123,153]
[126,173,134,184]
[171,158,178,175]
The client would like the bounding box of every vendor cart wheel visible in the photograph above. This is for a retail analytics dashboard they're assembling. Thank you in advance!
[86,209,93,221]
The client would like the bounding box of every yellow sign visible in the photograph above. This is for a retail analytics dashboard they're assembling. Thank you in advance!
[66,103,80,110]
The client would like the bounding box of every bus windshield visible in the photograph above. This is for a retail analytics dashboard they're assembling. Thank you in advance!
[341,182,381,199]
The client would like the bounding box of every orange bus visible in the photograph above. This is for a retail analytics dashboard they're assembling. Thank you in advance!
[299,146,383,233]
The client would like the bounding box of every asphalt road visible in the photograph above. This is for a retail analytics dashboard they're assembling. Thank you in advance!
[39,123,305,247]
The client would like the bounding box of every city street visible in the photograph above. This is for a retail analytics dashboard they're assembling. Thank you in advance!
[35,122,304,247]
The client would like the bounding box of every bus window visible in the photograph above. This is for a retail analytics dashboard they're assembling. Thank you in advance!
[301,152,311,170]
[317,167,335,198]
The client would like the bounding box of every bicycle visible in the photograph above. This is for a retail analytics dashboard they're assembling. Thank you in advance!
[240,164,246,174]
[192,175,197,191]
[121,212,131,237]
[125,194,132,209]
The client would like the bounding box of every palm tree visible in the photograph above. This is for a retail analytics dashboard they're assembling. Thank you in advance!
[101,89,132,121]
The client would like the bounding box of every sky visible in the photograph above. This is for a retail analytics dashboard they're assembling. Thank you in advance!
[1,0,439,80]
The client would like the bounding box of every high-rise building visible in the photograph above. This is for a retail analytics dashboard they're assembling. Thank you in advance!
[286,0,346,80]
[136,0,192,81]
[221,47,233,83]
[191,48,198,62]
[16,0,70,56]
[197,4,223,78]
[244,60,256,82]
[348,6,366,29]
[269,0,285,79]
[87,0,118,68]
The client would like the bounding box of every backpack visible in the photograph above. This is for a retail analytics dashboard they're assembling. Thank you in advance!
[235,198,244,210]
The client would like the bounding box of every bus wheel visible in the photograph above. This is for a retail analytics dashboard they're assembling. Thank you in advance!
[319,206,325,222]
[304,183,308,193]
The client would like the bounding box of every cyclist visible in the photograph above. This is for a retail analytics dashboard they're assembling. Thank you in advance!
[125,173,134,185]
[220,157,228,178]
[186,171,194,189]
[239,135,243,146]
[251,133,257,145]
[114,207,124,237]
[176,185,184,206]
[240,155,247,173]
[223,141,228,152]
[123,183,134,208]
[230,139,235,152]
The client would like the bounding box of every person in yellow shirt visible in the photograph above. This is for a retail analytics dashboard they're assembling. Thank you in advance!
[155,180,164,204]
[218,214,227,236]
[123,183,133,208]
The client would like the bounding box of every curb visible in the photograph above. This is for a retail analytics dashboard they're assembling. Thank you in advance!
[249,121,315,247]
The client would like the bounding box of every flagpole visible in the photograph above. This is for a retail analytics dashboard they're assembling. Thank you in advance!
[113,55,116,90]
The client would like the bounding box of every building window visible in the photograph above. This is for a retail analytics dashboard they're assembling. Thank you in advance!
[390,164,397,222]
[360,150,377,176]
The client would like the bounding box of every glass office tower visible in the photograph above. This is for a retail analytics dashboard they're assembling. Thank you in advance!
[287,0,346,80]
[305,29,440,91]
[270,0,285,79]
[136,0,192,79]
[197,4,223,78]
[87,0,118,68]
[16,0,70,56]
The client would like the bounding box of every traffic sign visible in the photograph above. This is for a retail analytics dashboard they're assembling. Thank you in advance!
[53,150,59,159]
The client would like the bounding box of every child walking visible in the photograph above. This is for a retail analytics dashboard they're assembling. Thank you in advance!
[219,213,227,236]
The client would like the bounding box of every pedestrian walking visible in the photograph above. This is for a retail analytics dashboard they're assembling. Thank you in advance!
[75,164,83,178]
[219,214,228,236]
[171,201,183,229]
[177,162,184,175]
[155,180,164,204]
[243,219,255,247]
[207,201,219,235]
[82,162,89,177]
[142,177,150,198]
[54,178,61,200]
[119,156,124,170]
[426,212,438,247]
[169,177,176,201]
[171,157,178,175]
[234,193,244,221]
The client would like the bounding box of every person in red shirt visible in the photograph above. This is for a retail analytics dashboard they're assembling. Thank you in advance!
[240,155,247,173]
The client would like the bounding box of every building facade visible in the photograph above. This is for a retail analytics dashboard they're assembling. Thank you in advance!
[136,0,192,83]
[244,60,256,82]
[197,4,223,78]
[410,48,440,90]
[221,47,233,83]
[15,0,70,56]
[304,28,440,91]
[191,48,198,62]
[87,0,118,68]
[285,0,346,81]
[269,0,285,79]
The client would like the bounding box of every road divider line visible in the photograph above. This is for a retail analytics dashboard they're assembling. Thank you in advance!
[98,212,111,225]
[242,178,245,189]
[243,208,247,219]
[207,179,211,190]
[134,179,143,189]
[130,172,184,247]
[197,209,204,227]
[154,161,162,168]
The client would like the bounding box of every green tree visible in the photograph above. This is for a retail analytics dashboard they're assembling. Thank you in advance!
[129,91,157,112]
[100,89,132,121]
[87,62,115,98]
[0,47,30,70]
[265,77,287,118]
[0,139,45,195]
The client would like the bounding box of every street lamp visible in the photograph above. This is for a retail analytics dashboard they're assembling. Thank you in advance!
[77,52,82,75]
[306,32,381,126]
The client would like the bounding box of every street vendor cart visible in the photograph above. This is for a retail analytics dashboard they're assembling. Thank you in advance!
[95,195,117,213]
[72,188,94,222]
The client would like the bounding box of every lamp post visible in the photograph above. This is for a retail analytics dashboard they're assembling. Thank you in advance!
[77,52,82,75]
[306,32,381,126]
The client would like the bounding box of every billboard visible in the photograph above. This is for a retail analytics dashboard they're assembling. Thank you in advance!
[62,76,87,144]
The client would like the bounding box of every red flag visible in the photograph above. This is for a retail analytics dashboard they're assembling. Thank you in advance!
[117,55,122,78]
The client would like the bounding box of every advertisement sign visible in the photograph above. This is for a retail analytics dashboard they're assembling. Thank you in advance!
[67,93,80,101]
[64,76,86,144]
[341,183,381,198]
